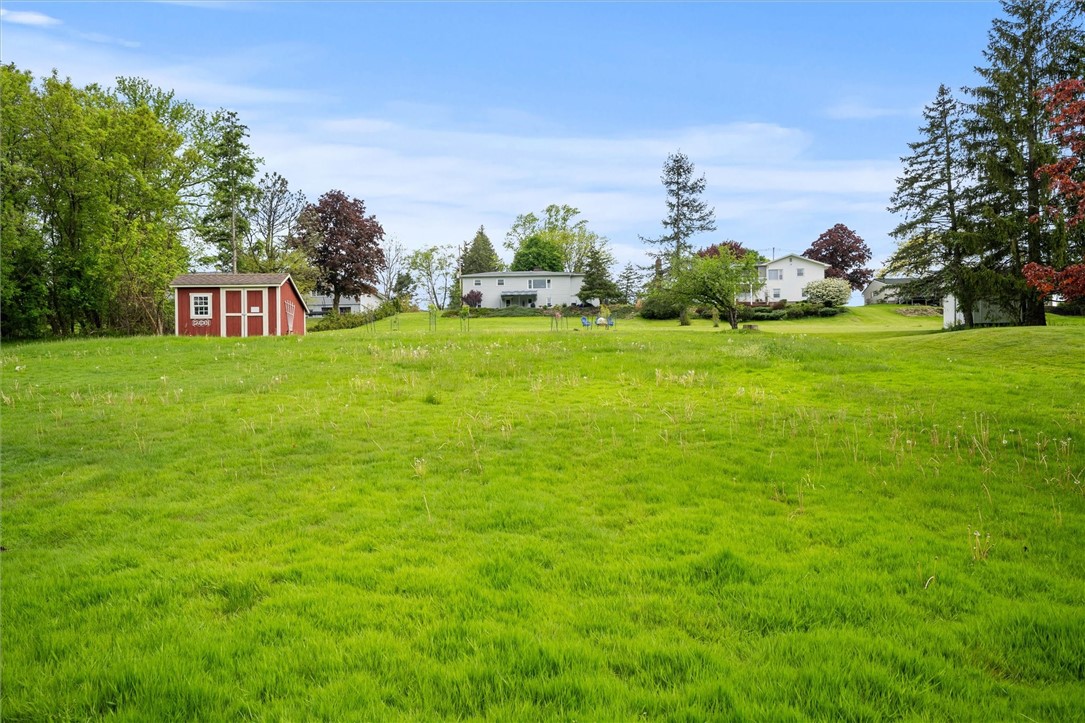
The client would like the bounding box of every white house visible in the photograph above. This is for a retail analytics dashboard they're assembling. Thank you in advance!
[306,293,382,316]
[942,295,1019,328]
[863,277,939,305]
[738,254,830,303]
[459,271,586,308]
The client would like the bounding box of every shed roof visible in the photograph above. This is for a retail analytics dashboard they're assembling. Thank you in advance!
[170,273,309,314]
[171,273,290,286]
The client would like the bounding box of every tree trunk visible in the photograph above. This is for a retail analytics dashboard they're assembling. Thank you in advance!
[728,308,739,330]
[332,291,341,314]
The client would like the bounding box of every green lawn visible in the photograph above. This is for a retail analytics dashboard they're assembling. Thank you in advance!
[2,310,1083,720]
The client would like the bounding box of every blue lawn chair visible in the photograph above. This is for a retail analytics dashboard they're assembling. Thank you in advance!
[580,316,591,330]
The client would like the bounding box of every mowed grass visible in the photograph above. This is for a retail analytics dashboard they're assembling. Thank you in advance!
[2,308,1083,720]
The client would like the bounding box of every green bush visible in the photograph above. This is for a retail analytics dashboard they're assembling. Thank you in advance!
[818,307,842,317]
[639,290,683,320]
[309,301,397,332]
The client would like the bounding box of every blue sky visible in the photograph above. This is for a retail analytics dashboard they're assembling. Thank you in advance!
[1,1,1002,270]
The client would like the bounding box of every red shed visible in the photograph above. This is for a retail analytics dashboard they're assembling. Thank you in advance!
[170,273,308,337]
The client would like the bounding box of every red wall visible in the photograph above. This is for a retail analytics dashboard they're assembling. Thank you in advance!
[175,282,304,337]
[175,287,221,336]
[278,282,306,336]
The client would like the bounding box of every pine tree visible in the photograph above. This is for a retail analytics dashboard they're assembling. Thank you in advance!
[461,225,503,273]
[577,244,621,305]
[888,85,985,325]
[642,152,716,271]
[616,263,643,304]
[966,0,1084,325]
[199,110,260,272]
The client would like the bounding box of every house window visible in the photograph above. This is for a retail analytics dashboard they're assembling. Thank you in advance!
[796,268,805,277]
[473,279,482,286]
[497,279,505,286]
[191,294,211,318]
[530,279,550,289]
[773,288,781,299]
[767,269,783,280]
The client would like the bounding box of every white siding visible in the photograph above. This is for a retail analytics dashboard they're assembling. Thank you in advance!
[738,255,828,303]
[460,272,586,308]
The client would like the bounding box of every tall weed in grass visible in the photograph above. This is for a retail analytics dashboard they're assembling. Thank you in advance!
[2,317,1083,719]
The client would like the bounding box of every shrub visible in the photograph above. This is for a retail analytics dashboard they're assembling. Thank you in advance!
[783,306,807,320]
[802,278,852,307]
[309,301,397,332]
[462,289,483,308]
[639,289,683,320]
[818,307,842,317]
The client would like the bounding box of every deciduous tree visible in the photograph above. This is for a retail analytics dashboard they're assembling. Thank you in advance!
[669,247,762,329]
[239,171,314,290]
[1037,78,1085,227]
[511,234,563,272]
[408,245,455,309]
[804,224,874,290]
[291,190,385,313]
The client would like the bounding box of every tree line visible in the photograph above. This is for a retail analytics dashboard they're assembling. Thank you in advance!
[887,0,1084,325]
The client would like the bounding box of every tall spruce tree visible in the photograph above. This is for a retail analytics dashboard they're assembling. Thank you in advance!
[966,0,1084,325]
[888,85,986,325]
[577,244,620,305]
[642,152,716,271]
[461,226,503,274]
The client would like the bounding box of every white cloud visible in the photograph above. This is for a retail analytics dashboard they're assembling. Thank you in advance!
[0,8,61,27]
[0,18,904,267]
[250,117,900,266]
[73,31,141,49]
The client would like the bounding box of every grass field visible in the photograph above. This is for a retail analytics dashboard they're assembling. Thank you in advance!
[3,307,1084,720]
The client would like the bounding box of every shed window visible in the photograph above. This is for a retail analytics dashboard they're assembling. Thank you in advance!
[191,294,211,318]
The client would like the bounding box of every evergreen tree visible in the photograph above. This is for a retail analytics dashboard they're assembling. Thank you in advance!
[616,263,643,304]
[461,225,503,273]
[966,0,1084,325]
[199,110,260,272]
[577,245,621,304]
[642,152,716,271]
[887,85,985,325]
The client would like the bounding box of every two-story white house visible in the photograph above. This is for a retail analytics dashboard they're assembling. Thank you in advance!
[459,271,586,308]
[738,254,830,303]
[305,293,383,316]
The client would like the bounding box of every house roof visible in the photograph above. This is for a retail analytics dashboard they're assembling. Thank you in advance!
[460,271,584,278]
[756,254,831,268]
[170,273,309,314]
